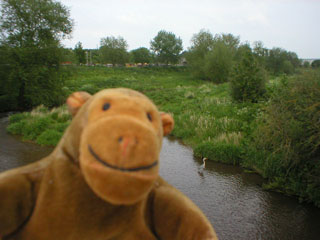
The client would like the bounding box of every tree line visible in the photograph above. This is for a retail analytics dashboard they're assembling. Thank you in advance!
[62,30,183,66]
[0,0,317,112]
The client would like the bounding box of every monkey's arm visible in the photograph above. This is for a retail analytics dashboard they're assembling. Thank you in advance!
[152,183,218,240]
[0,170,34,237]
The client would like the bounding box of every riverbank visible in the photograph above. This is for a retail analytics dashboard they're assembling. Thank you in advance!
[6,66,320,207]
[3,114,320,240]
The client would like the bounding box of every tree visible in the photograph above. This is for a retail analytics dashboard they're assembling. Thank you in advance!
[130,47,152,64]
[215,33,240,57]
[231,47,266,102]
[204,41,233,83]
[0,0,72,47]
[61,47,76,63]
[311,60,320,68]
[266,47,300,75]
[150,30,183,65]
[187,30,235,82]
[74,42,86,64]
[99,36,129,66]
[252,41,268,66]
[187,29,215,79]
[0,0,73,111]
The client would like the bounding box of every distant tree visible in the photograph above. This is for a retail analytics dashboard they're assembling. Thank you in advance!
[311,60,320,68]
[252,41,268,66]
[235,43,252,61]
[187,30,235,82]
[0,0,73,111]
[89,49,100,64]
[130,47,152,63]
[150,30,183,65]
[231,48,266,102]
[99,36,129,65]
[204,41,233,83]
[61,48,76,63]
[74,42,86,64]
[187,29,215,79]
[190,29,215,53]
[303,61,310,68]
[215,33,240,57]
[266,47,299,75]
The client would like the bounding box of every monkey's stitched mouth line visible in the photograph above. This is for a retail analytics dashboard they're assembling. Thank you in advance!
[88,145,158,172]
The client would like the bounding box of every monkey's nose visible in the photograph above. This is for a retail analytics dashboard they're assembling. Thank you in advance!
[118,136,138,157]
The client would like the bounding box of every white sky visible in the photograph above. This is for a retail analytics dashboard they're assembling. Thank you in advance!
[60,0,320,59]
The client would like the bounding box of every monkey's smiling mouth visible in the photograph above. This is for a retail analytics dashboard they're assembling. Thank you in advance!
[88,145,158,172]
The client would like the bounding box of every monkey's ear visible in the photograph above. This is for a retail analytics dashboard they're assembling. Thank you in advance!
[160,112,174,136]
[66,91,92,117]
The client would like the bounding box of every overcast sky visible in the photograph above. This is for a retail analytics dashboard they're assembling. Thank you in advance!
[60,0,319,59]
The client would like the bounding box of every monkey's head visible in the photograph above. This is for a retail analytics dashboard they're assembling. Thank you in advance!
[65,88,174,205]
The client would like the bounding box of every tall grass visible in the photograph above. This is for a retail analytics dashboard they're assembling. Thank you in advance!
[7,105,71,146]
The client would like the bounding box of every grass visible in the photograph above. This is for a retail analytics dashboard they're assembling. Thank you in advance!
[8,66,258,162]
[7,105,71,146]
[7,66,320,206]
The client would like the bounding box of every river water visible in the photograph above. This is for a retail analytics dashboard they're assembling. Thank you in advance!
[1,115,320,240]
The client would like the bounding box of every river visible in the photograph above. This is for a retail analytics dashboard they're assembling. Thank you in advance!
[1,115,320,240]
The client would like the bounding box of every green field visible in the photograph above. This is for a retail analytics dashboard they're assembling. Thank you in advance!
[9,66,258,163]
[7,66,320,207]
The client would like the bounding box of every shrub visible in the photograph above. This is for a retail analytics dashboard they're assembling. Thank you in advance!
[36,129,63,146]
[8,113,27,123]
[230,50,266,102]
[250,70,320,205]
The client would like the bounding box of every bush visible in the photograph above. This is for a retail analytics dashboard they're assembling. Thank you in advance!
[7,105,70,145]
[2,47,67,111]
[36,129,63,146]
[230,50,266,102]
[250,70,320,205]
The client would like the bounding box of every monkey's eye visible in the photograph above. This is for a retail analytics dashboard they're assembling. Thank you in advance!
[103,103,110,111]
[147,113,152,122]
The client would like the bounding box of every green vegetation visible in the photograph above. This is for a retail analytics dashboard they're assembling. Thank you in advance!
[231,49,266,102]
[244,70,320,206]
[7,105,71,145]
[187,30,240,83]
[130,47,152,64]
[2,0,317,207]
[0,0,73,111]
[150,30,183,65]
[312,60,320,68]
[99,36,129,65]
[74,42,86,64]
[7,66,320,207]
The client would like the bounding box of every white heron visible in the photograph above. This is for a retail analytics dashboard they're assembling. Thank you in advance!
[198,157,208,177]
[200,157,208,169]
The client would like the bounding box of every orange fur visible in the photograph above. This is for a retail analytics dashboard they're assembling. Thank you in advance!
[0,88,217,240]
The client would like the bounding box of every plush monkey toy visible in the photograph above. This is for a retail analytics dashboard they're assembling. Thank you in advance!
[0,88,217,240]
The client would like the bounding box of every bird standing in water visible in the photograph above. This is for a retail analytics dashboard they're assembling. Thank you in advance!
[201,157,208,169]
[198,157,208,177]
